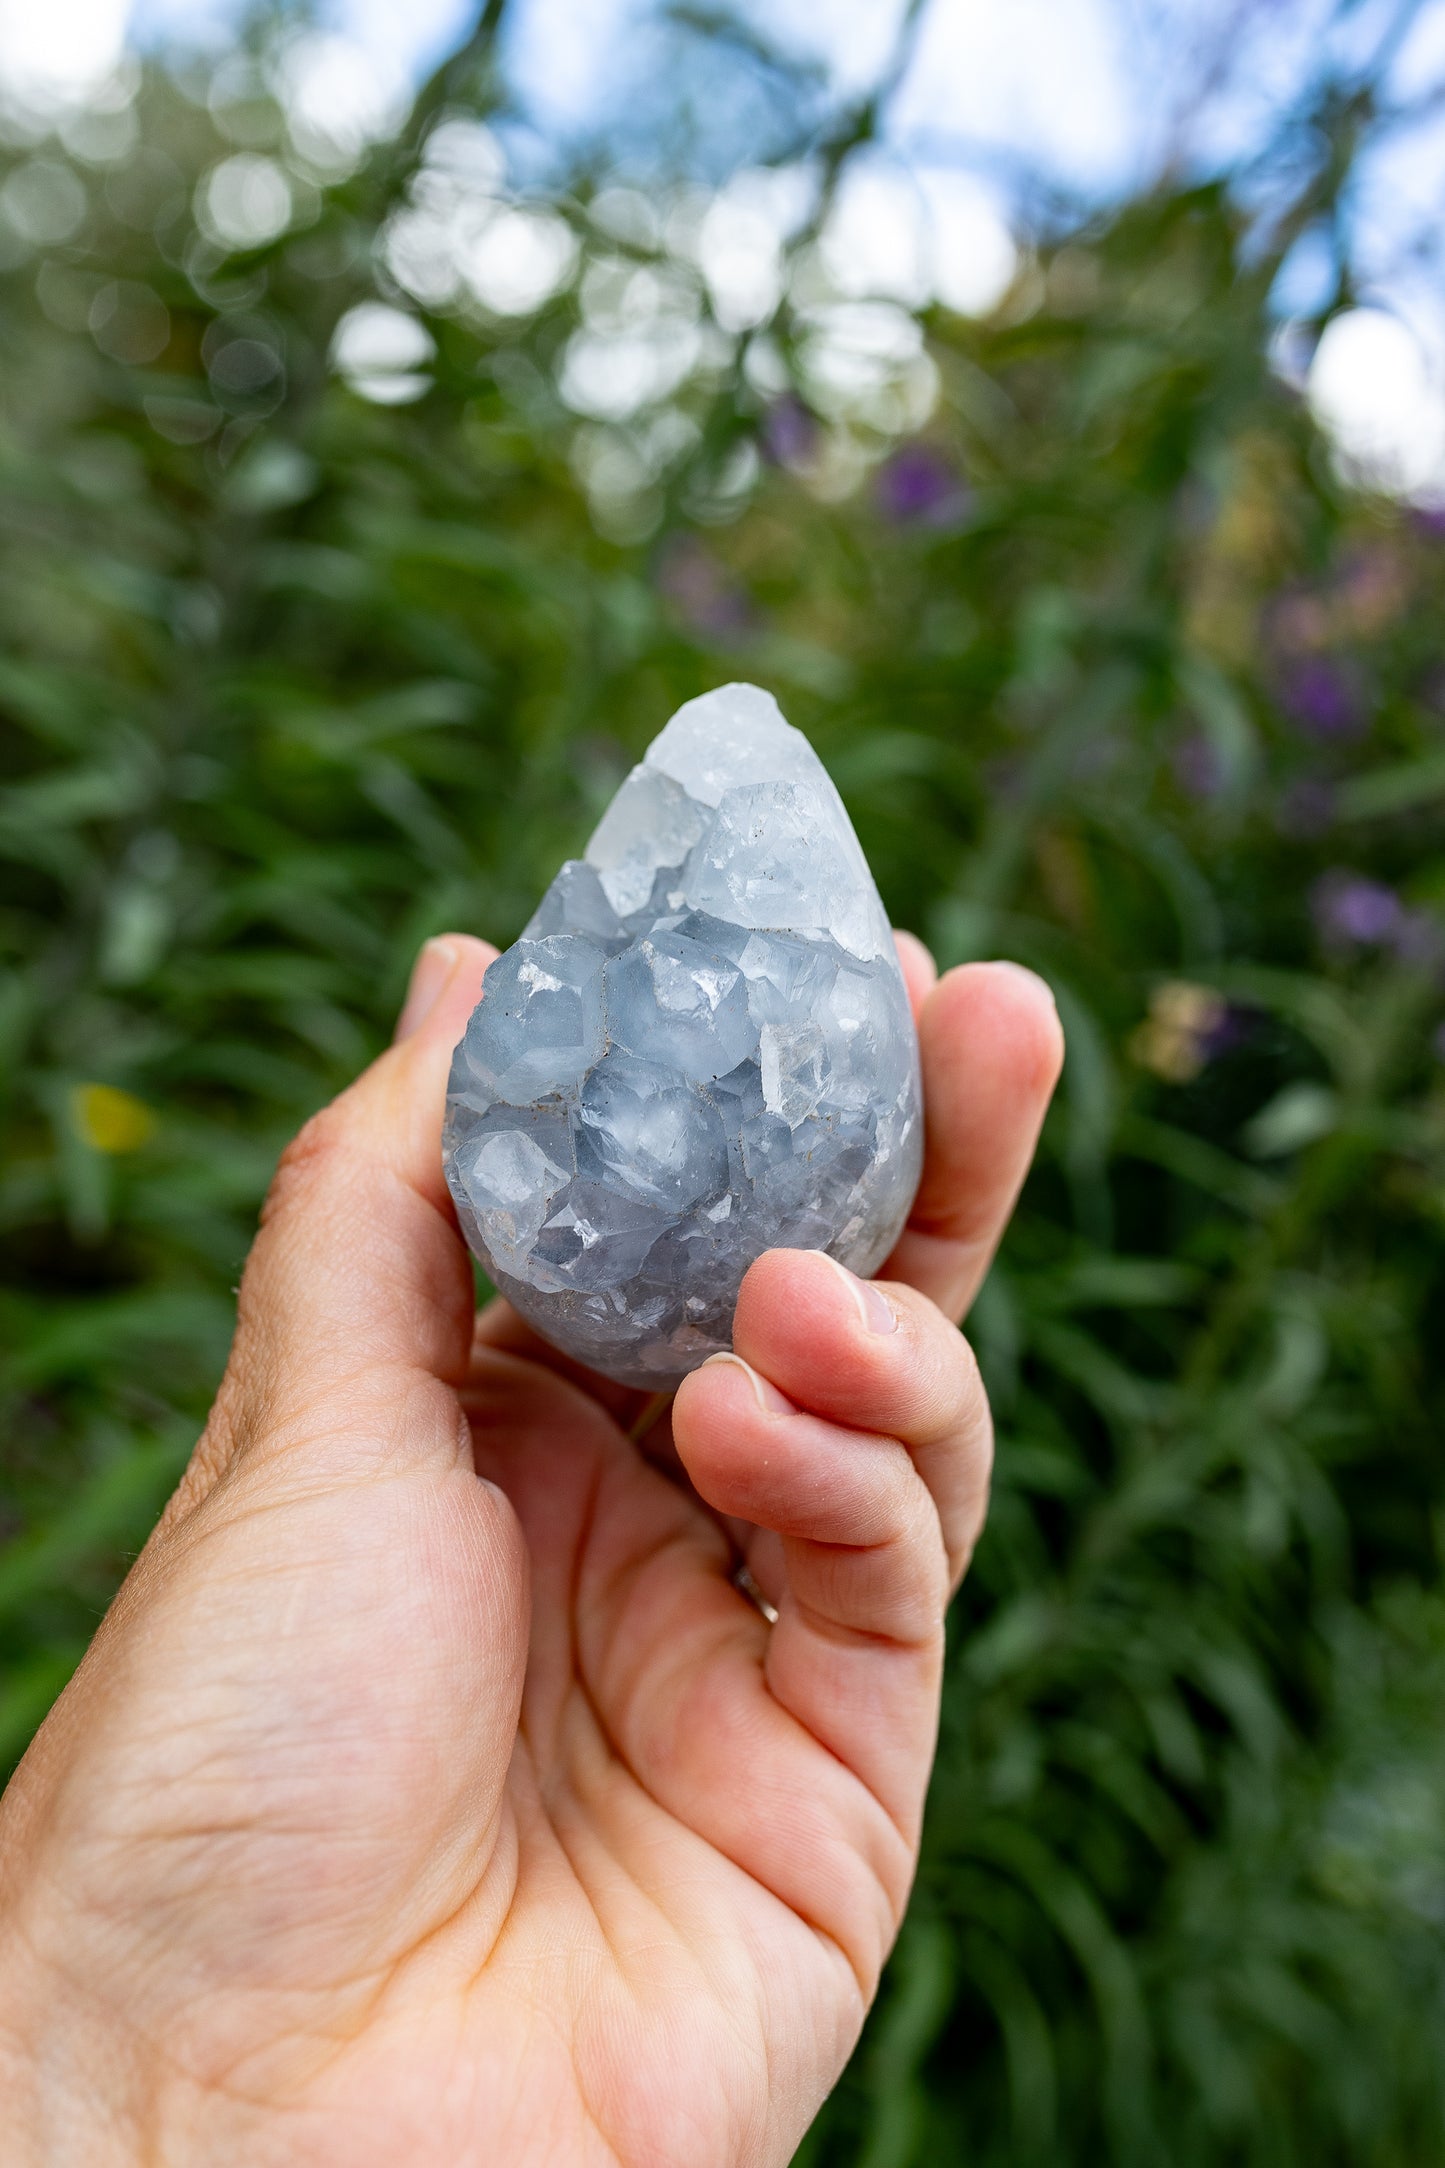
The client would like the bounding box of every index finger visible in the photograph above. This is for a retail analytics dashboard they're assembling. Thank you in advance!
[882,958,1064,1322]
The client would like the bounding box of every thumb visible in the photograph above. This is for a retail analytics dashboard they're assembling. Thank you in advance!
[193,935,497,1494]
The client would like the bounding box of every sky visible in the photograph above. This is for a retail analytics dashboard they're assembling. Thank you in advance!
[1,0,1443,495]
[4,0,1439,211]
[0,0,1378,195]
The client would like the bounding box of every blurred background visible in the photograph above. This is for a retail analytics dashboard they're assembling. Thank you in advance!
[3,0,1445,2158]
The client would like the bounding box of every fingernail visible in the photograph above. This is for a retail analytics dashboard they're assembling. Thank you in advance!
[817,1252,898,1336]
[702,1351,792,1416]
[395,937,460,1042]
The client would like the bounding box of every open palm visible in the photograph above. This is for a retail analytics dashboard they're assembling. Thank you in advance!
[0,933,1061,2168]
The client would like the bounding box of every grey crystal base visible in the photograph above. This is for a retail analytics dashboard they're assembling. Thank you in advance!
[443,683,923,1389]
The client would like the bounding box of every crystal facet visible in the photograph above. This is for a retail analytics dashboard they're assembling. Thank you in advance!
[443,683,924,1387]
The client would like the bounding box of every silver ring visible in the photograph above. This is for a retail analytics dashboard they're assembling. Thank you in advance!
[733,1561,779,1625]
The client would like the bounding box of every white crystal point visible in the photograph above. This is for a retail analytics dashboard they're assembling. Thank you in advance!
[444,684,923,1389]
[644,683,818,807]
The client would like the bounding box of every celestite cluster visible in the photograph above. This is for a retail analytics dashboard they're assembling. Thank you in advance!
[442,684,923,1387]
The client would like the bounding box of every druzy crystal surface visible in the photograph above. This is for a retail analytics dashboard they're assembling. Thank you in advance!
[443,684,923,1387]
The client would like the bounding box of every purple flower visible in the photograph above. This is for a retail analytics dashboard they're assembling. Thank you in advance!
[1313,872,1404,947]
[1314,873,1445,969]
[1308,871,1403,949]
[760,395,816,468]
[655,537,754,641]
[1414,506,1445,543]
[1280,656,1369,741]
[876,445,969,527]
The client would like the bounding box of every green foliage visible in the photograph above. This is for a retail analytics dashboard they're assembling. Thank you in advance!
[2,25,1444,2163]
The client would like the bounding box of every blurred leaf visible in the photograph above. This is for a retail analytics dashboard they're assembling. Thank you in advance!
[1243,1083,1340,1159]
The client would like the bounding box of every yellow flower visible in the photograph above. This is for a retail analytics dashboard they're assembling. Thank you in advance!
[1128,981,1227,1084]
[71,1083,157,1154]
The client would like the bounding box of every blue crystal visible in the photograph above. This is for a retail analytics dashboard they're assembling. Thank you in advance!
[444,683,924,1387]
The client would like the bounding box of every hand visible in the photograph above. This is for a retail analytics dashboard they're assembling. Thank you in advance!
[0,931,1061,2167]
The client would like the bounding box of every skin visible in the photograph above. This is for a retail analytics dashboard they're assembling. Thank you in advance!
[0,929,1062,2167]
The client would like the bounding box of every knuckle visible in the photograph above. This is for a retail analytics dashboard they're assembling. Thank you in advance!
[902,1309,987,1446]
[948,1500,991,1590]
[854,1497,949,1644]
[260,1101,350,1225]
[903,1486,952,1613]
[946,1428,995,1588]
[944,1321,985,1403]
[154,1365,262,1535]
